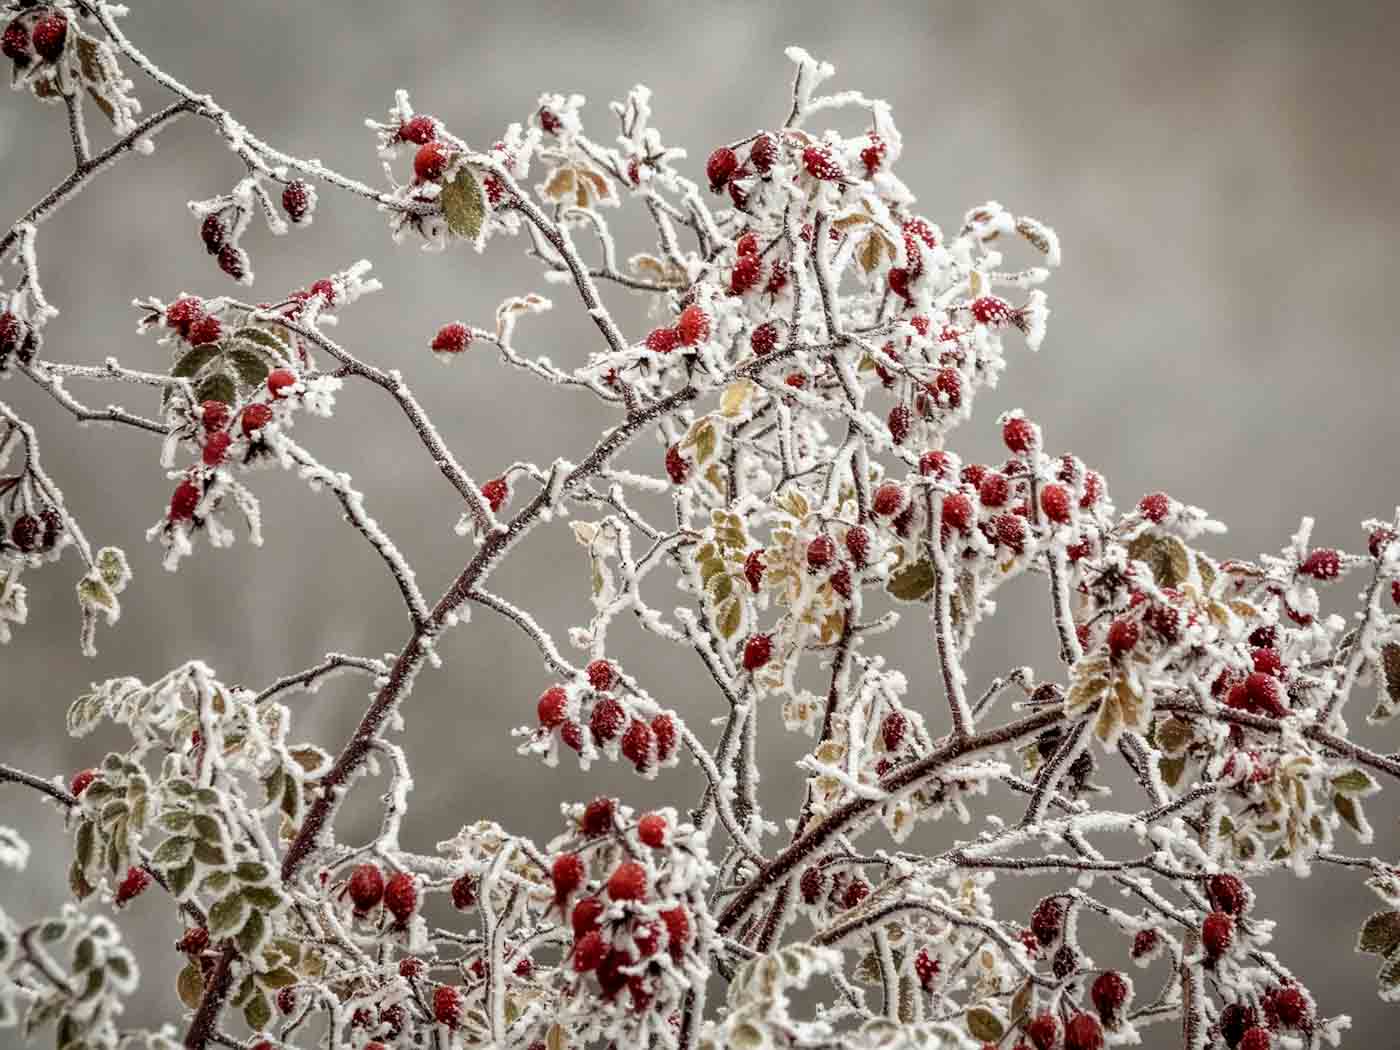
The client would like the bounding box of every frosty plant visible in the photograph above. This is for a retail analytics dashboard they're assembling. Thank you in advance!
[1,8,1399,1050]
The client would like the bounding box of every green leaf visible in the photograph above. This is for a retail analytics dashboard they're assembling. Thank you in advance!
[226,345,272,390]
[716,597,742,640]
[167,861,196,899]
[150,836,195,869]
[1335,793,1366,837]
[1359,911,1400,956]
[1333,768,1378,795]
[74,820,95,870]
[966,1006,1005,1042]
[244,991,272,1032]
[194,371,236,406]
[235,861,270,883]
[95,548,130,593]
[177,963,204,1010]
[257,967,298,990]
[208,894,248,938]
[236,908,267,956]
[194,840,227,867]
[171,343,221,379]
[242,886,282,911]
[232,326,291,360]
[441,167,486,240]
[69,860,94,901]
[886,558,935,603]
[76,574,116,611]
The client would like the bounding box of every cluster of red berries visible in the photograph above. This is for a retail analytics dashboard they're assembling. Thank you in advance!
[4,504,63,556]
[643,304,711,357]
[197,212,249,282]
[2,9,66,68]
[537,673,677,773]
[345,863,419,925]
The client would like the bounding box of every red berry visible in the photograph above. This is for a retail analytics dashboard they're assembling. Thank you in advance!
[735,232,759,257]
[166,298,204,337]
[384,871,417,923]
[216,244,247,282]
[115,866,151,907]
[705,147,739,191]
[995,513,1027,554]
[199,399,230,432]
[860,135,886,177]
[913,948,938,989]
[347,864,385,914]
[414,141,452,182]
[919,450,950,478]
[169,480,201,521]
[1003,416,1036,453]
[1368,527,1396,559]
[1392,580,1400,607]
[31,13,66,62]
[281,181,313,224]
[882,711,906,751]
[1244,671,1287,718]
[785,372,807,389]
[69,769,97,797]
[537,107,562,135]
[513,956,533,978]
[644,326,680,354]
[1201,910,1234,963]
[1131,928,1160,960]
[538,686,568,730]
[887,266,912,301]
[607,861,647,901]
[1107,618,1139,658]
[241,403,273,436]
[1239,1029,1272,1050]
[749,134,777,173]
[802,146,843,181]
[872,482,904,517]
[743,633,773,672]
[750,320,780,355]
[730,254,763,296]
[1,20,29,65]
[474,476,507,514]
[590,697,625,743]
[1219,1003,1258,1047]
[1207,873,1250,916]
[572,894,605,937]
[188,315,222,347]
[842,879,870,909]
[432,985,461,1028]
[552,853,585,899]
[621,718,654,770]
[398,115,437,144]
[1269,986,1310,1029]
[1299,548,1341,580]
[573,929,606,972]
[10,514,39,553]
[676,304,710,346]
[1139,492,1171,523]
[582,797,615,836]
[799,866,825,905]
[978,472,1010,508]
[1063,1013,1104,1050]
[743,549,765,592]
[887,404,912,445]
[561,720,584,752]
[970,296,1014,326]
[1040,483,1072,524]
[431,322,471,354]
[806,534,835,572]
[845,526,870,568]
[665,444,690,485]
[200,214,226,255]
[202,430,233,467]
[1025,1013,1060,1050]
[638,813,667,848]
[1091,971,1129,1024]
[651,713,676,762]
[451,874,477,911]
[586,659,615,691]
[662,906,690,955]
[267,369,296,399]
[934,367,962,408]
[942,493,973,533]
[274,985,299,1015]
[1030,897,1063,946]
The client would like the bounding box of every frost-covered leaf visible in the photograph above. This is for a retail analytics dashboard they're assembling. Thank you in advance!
[176,963,204,1010]
[226,346,272,390]
[965,1006,1004,1042]
[195,371,237,407]
[886,558,935,603]
[441,167,486,240]
[1359,911,1400,956]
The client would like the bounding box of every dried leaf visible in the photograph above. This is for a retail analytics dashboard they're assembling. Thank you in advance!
[886,559,935,603]
[441,167,486,240]
[1359,911,1400,956]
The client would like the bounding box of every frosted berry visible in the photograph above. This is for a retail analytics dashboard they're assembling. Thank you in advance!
[537,686,568,730]
[38,507,62,552]
[216,244,247,281]
[1040,483,1072,524]
[995,513,1027,554]
[414,141,452,182]
[1207,873,1250,916]
[1025,1013,1060,1050]
[1063,1013,1103,1050]
[202,430,232,467]
[934,367,962,408]
[1030,897,1063,945]
[536,106,562,135]
[913,948,938,989]
[842,879,870,909]
[799,866,824,905]
[114,866,151,907]
[1003,415,1036,453]
[1201,910,1234,963]
[11,514,39,553]
[621,718,654,770]
[267,369,297,399]
[744,549,765,592]
[970,295,1014,326]
[552,853,585,899]
[1107,618,1138,658]
[347,863,385,914]
[802,146,843,181]
[1238,1029,1272,1050]
[942,493,973,533]
[743,633,773,672]
[638,813,667,848]
[652,713,676,761]
[706,146,739,191]
[432,985,461,1028]
[749,134,777,172]
[1219,1003,1258,1047]
[384,871,417,923]
[572,895,605,939]
[1139,491,1171,523]
[1268,985,1310,1029]
[830,564,853,599]
[662,906,690,956]
[586,659,615,691]
[1244,671,1287,718]
[170,480,201,521]
[2,20,29,65]
[590,697,625,743]
[398,115,437,144]
[32,12,67,62]
[166,297,204,337]
[241,403,273,436]
[451,874,477,911]
[281,181,313,224]
[199,399,230,431]
[845,526,870,567]
[1131,928,1159,960]
[645,326,680,354]
[664,444,690,486]
[431,322,471,354]
[806,534,835,572]
[188,315,222,347]
[919,450,950,478]
[1299,548,1341,580]
[881,710,906,751]
[69,769,98,797]
[1368,527,1396,559]
[573,930,606,972]
[1053,943,1079,979]
[1393,580,1400,607]
[676,304,710,346]
[608,861,647,901]
[978,471,1010,508]
[473,476,507,514]
[730,253,762,296]
[872,482,904,517]
[887,404,912,445]
[860,134,886,177]
[887,266,912,301]
[750,320,779,356]
[1090,971,1129,1025]
[200,214,226,255]
[273,985,299,1016]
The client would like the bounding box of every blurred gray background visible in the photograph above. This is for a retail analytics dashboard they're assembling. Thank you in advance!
[3,1,1398,1045]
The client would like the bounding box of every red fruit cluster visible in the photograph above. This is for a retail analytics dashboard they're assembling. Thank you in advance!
[743,633,773,672]
[348,863,385,914]
[384,871,417,923]
[115,866,151,907]
[482,476,509,513]
[1138,491,1171,523]
[431,322,471,354]
[607,860,648,901]
[638,812,668,848]
[1299,547,1341,580]
[676,304,710,346]
[802,146,844,181]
